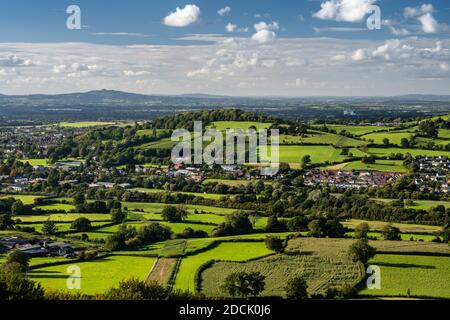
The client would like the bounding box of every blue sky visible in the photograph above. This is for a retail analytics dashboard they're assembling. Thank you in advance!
[0,0,449,95]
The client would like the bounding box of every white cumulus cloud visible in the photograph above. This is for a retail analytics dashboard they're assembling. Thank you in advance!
[218,6,231,16]
[404,4,438,34]
[313,0,376,22]
[163,4,200,27]
[226,23,237,33]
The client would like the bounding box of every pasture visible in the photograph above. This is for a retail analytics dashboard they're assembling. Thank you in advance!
[201,237,364,297]
[280,132,366,147]
[132,188,230,200]
[314,125,395,136]
[58,121,115,128]
[260,145,367,168]
[366,147,450,158]
[15,213,112,223]
[323,160,408,173]
[29,255,156,295]
[343,219,441,234]
[359,254,450,298]
[19,159,49,167]
[0,194,43,205]
[208,121,272,131]
[362,132,415,146]
[173,242,272,292]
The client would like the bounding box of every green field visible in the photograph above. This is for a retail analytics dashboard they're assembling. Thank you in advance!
[343,219,441,234]
[200,237,364,297]
[208,121,272,131]
[324,160,408,173]
[58,122,115,128]
[123,202,240,216]
[0,194,43,205]
[202,179,270,187]
[366,147,450,158]
[132,188,230,200]
[19,159,49,167]
[359,254,450,298]
[315,125,395,136]
[36,203,76,212]
[362,132,415,146]
[280,131,366,147]
[15,213,111,223]
[29,255,156,295]
[260,145,367,167]
[372,199,450,211]
[173,242,272,292]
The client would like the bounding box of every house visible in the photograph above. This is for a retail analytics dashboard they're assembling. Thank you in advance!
[118,183,132,189]
[45,242,75,256]
[18,244,49,257]
[7,185,24,192]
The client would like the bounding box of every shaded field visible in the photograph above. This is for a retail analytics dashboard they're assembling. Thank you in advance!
[359,254,450,298]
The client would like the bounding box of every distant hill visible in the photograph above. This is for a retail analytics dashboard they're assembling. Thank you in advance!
[0,90,449,122]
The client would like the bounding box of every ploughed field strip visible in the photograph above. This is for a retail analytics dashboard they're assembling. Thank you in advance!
[146,258,177,285]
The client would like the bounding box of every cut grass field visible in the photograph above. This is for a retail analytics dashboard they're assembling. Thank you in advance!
[202,179,271,187]
[132,188,230,200]
[0,194,43,205]
[366,147,450,158]
[58,121,115,128]
[29,255,156,295]
[280,131,366,147]
[35,203,76,212]
[343,219,441,234]
[123,202,240,216]
[201,237,364,297]
[19,158,49,167]
[260,145,367,168]
[323,160,408,173]
[314,125,396,136]
[173,242,272,292]
[15,213,112,223]
[207,121,272,131]
[372,198,450,211]
[361,131,415,146]
[359,254,450,299]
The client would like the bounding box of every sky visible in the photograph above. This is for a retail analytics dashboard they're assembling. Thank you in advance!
[0,0,449,96]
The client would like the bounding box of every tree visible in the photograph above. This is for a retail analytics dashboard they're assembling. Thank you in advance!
[161,205,187,223]
[221,272,265,298]
[348,239,376,264]
[111,208,127,224]
[354,222,370,239]
[301,155,311,169]
[42,220,57,235]
[265,215,286,232]
[264,236,285,253]
[6,250,30,272]
[0,214,14,230]
[382,138,390,146]
[0,262,44,300]
[382,224,401,241]
[287,215,308,232]
[71,217,92,232]
[285,276,308,300]
[104,278,168,300]
[442,226,450,243]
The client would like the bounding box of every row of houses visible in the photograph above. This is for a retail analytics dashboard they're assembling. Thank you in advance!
[304,169,404,189]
